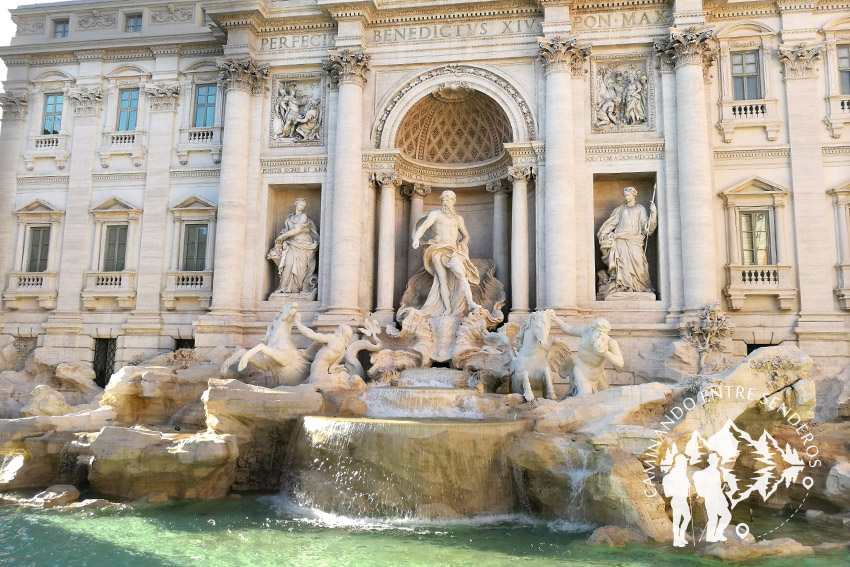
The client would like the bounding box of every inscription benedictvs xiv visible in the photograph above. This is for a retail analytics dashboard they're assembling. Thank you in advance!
[373,18,541,43]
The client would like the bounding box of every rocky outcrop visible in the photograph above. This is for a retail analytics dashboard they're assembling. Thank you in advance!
[203,379,325,490]
[19,385,76,417]
[101,364,216,425]
[28,484,80,508]
[588,525,647,546]
[697,538,814,561]
[88,426,237,501]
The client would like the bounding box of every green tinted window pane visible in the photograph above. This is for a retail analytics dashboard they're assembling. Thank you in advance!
[104,226,128,272]
[194,85,216,127]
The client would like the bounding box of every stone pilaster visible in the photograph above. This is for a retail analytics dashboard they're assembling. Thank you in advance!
[373,171,401,322]
[0,91,28,315]
[508,166,536,315]
[209,58,268,315]
[655,27,718,311]
[403,183,431,279]
[538,36,589,312]
[486,179,511,303]
[320,49,370,323]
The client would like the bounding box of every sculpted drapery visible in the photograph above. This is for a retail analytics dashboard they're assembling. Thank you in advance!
[597,186,657,296]
[268,198,319,295]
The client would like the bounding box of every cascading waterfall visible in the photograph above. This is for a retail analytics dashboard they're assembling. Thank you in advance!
[284,416,532,519]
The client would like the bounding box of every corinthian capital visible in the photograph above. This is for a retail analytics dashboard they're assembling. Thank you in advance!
[0,91,28,120]
[402,183,431,199]
[507,166,536,183]
[143,82,180,111]
[66,86,103,116]
[486,179,510,194]
[778,43,824,79]
[372,171,401,189]
[538,36,592,75]
[654,27,717,74]
[325,49,370,86]
[217,58,269,95]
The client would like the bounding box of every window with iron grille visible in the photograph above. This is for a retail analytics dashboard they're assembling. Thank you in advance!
[43,94,63,134]
[194,85,217,128]
[126,14,142,32]
[731,51,761,101]
[103,225,128,272]
[839,46,850,96]
[740,210,772,266]
[117,89,139,131]
[182,224,208,271]
[53,19,69,38]
[93,338,117,388]
[27,226,50,273]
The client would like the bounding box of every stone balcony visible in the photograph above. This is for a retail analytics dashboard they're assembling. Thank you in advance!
[23,133,70,170]
[825,96,850,139]
[176,127,222,165]
[724,264,796,311]
[3,272,58,310]
[81,271,136,310]
[161,270,213,310]
[717,99,781,143]
[98,131,147,168]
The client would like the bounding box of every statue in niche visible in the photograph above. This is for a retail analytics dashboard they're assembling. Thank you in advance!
[597,186,657,300]
[411,190,482,317]
[594,64,648,128]
[268,198,319,298]
[272,83,322,141]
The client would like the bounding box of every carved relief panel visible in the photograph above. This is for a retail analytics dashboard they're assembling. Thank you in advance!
[269,73,326,148]
[589,55,655,133]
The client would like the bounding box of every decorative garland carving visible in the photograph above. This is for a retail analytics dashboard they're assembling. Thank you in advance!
[325,49,370,86]
[217,59,269,95]
[537,36,592,75]
[66,87,104,116]
[151,5,195,24]
[778,43,824,79]
[77,10,117,30]
[144,83,180,111]
[374,64,535,147]
[15,19,44,34]
[654,26,717,79]
[0,91,28,119]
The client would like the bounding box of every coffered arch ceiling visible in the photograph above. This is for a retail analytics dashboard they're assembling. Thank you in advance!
[395,85,513,165]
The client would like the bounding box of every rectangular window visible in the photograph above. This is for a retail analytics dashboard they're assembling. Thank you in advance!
[839,46,850,96]
[116,89,139,131]
[93,338,117,388]
[27,226,50,273]
[126,14,142,33]
[53,20,69,38]
[740,210,771,266]
[731,51,761,101]
[193,85,217,128]
[103,225,128,272]
[43,94,63,135]
[182,224,208,271]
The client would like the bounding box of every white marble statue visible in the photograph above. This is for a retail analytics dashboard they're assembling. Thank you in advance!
[597,186,657,299]
[272,83,322,141]
[411,190,482,317]
[484,310,573,402]
[228,302,310,386]
[554,317,624,397]
[268,198,319,297]
[293,313,353,383]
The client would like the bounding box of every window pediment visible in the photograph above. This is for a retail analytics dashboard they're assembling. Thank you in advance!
[721,177,790,201]
[90,196,142,219]
[16,199,63,216]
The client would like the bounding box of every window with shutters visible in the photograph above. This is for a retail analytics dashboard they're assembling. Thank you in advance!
[182,224,208,271]
[27,227,51,273]
[103,225,128,272]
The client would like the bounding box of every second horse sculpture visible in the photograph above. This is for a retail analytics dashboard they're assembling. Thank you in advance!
[231,303,311,386]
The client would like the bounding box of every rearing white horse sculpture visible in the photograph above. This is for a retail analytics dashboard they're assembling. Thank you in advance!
[233,302,311,386]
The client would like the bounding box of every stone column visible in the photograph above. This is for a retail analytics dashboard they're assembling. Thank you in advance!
[0,91,28,313]
[404,183,431,279]
[323,49,370,320]
[486,179,510,297]
[127,78,180,333]
[508,166,535,315]
[778,43,843,341]
[538,37,590,312]
[655,27,718,311]
[373,171,401,321]
[209,59,268,314]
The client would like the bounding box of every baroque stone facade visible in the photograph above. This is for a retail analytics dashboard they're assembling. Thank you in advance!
[0,0,849,408]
